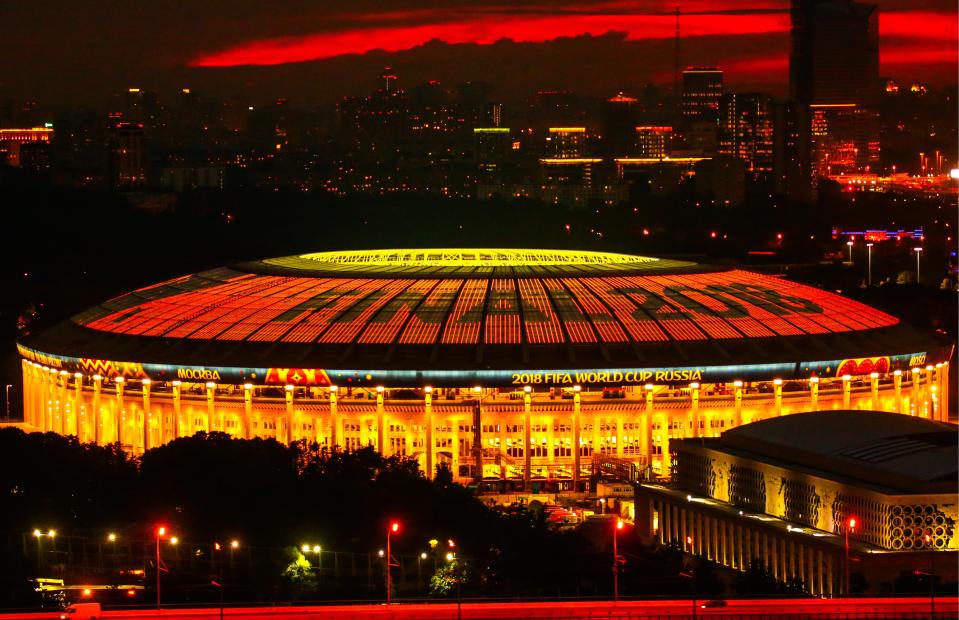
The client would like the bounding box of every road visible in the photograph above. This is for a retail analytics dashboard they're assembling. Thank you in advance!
[3,598,957,619]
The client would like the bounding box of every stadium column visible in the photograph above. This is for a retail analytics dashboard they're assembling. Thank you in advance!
[773,379,783,416]
[643,384,654,464]
[809,377,819,411]
[57,370,68,434]
[614,416,623,457]
[92,375,102,445]
[941,362,950,421]
[572,388,581,487]
[206,382,217,435]
[893,370,903,414]
[376,387,387,456]
[243,384,253,440]
[142,379,151,452]
[171,381,182,438]
[285,385,295,445]
[58,370,68,434]
[523,388,532,491]
[659,411,670,477]
[73,373,83,440]
[451,416,460,478]
[44,367,53,432]
[472,400,483,483]
[115,377,125,447]
[933,363,943,421]
[841,375,852,409]
[424,388,434,479]
[733,381,743,427]
[870,373,880,411]
[548,410,556,464]
[330,386,340,450]
[404,415,413,463]
[690,382,700,437]
[911,368,921,416]
[592,413,601,464]
[498,408,507,480]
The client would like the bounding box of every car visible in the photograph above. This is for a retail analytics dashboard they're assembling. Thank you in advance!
[700,599,728,609]
[60,603,101,620]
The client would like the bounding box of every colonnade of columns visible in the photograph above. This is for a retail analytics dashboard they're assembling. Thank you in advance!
[652,496,840,597]
[20,360,952,482]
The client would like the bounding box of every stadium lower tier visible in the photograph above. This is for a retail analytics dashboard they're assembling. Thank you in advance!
[21,360,950,488]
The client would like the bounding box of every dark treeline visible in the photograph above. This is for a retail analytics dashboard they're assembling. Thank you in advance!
[0,428,715,606]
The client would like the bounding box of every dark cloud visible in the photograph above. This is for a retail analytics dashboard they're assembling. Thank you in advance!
[0,0,954,107]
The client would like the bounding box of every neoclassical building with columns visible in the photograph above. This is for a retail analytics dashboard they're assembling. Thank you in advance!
[635,411,958,596]
[17,249,953,490]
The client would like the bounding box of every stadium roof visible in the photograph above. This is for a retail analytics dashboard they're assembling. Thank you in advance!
[20,249,951,377]
[717,411,958,494]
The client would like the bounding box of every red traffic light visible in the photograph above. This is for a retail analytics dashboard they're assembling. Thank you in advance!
[616,519,624,530]
[390,522,400,533]
[848,517,858,529]
[157,526,166,537]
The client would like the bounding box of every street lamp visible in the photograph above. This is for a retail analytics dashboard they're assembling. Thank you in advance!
[846,240,854,263]
[155,526,168,609]
[913,247,923,284]
[386,521,400,605]
[844,517,857,597]
[866,243,873,286]
[612,518,625,600]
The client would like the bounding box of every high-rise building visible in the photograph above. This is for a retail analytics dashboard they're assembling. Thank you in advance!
[0,127,53,167]
[784,0,881,195]
[474,127,514,184]
[809,103,881,176]
[546,127,587,159]
[601,93,639,156]
[720,93,774,175]
[110,122,146,188]
[790,0,879,107]
[682,68,723,121]
[634,126,672,159]
[773,101,812,202]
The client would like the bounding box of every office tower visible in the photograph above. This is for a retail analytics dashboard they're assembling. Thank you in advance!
[773,101,812,202]
[601,93,639,156]
[719,93,774,175]
[790,0,879,106]
[0,127,53,167]
[682,68,723,121]
[110,122,146,188]
[635,126,672,159]
[779,0,880,199]
[474,127,513,184]
[546,127,587,159]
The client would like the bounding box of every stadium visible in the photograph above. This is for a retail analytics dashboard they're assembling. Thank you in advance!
[17,249,953,490]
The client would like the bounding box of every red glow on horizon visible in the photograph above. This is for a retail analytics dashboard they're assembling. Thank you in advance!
[191,12,786,67]
[189,7,957,85]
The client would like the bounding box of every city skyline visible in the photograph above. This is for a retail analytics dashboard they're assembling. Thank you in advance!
[2,0,956,107]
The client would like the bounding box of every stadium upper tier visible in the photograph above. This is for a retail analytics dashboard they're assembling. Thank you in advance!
[19,249,950,375]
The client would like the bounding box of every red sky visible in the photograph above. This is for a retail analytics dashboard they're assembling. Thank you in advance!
[191,4,957,80]
[2,1,955,105]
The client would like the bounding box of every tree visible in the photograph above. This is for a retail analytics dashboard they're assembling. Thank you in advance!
[281,548,318,599]
[733,558,780,597]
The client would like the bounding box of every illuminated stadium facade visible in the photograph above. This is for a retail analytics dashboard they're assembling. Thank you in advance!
[18,249,953,490]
